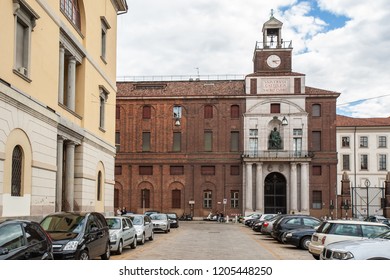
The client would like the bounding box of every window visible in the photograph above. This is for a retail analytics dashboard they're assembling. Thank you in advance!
[360,136,368,148]
[173,132,181,152]
[230,165,240,176]
[142,106,151,119]
[141,189,150,208]
[99,87,108,129]
[170,166,184,175]
[97,171,102,201]
[293,129,302,157]
[201,166,215,175]
[342,137,350,148]
[11,145,23,197]
[204,131,213,152]
[13,0,39,79]
[312,166,322,176]
[173,106,182,119]
[270,103,280,114]
[249,138,258,157]
[60,0,81,29]
[142,132,150,151]
[139,166,153,175]
[249,129,258,136]
[231,191,239,208]
[312,191,322,209]
[312,104,321,117]
[172,190,181,208]
[293,129,302,136]
[203,191,212,208]
[115,165,122,175]
[116,105,121,119]
[204,105,213,118]
[230,105,239,118]
[115,132,120,152]
[100,17,110,60]
[230,131,239,152]
[361,154,368,170]
[379,136,387,148]
[312,131,321,151]
[250,78,257,95]
[379,154,387,171]
[342,155,350,170]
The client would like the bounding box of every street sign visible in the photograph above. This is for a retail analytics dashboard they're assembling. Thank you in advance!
[223,198,227,205]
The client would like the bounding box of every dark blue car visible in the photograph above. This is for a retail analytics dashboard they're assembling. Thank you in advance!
[282,227,316,250]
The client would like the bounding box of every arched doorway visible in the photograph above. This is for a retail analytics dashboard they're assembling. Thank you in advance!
[264,172,287,214]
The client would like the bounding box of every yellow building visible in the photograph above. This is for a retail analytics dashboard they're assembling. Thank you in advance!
[0,0,127,218]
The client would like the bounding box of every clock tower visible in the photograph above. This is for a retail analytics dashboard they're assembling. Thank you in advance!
[253,14,292,73]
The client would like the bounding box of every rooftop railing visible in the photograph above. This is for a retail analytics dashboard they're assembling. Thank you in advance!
[117,74,246,82]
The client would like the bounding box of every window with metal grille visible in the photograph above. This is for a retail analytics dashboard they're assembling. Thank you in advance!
[201,166,215,175]
[203,191,212,208]
[172,190,181,208]
[139,166,153,175]
[230,165,240,176]
[230,105,239,118]
[170,166,184,175]
[60,0,81,29]
[142,106,151,119]
[342,155,350,170]
[141,189,150,208]
[11,145,23,197]
[204,105,213,118]
[378,136,387,148]
[361,154,368,170]
[342,136,350,147]
[270,103,280,114]
[231,191,239,208]
[360,136,368,148]
[312,191,322,209]
[379,154,387,171]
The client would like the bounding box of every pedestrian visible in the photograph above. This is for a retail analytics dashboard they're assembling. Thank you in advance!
[116,208,122,216]
[121,207,127,215]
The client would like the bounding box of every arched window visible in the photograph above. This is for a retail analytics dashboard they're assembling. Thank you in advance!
[11,145,23,197]
[97,171,102,201]
[60,0,81,29]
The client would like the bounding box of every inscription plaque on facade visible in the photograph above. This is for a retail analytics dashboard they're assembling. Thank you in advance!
[261,78,289,94]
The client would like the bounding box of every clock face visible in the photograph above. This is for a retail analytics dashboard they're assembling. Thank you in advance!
[266,54,281,68]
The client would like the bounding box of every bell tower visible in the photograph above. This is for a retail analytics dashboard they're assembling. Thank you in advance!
[253,11,293,73]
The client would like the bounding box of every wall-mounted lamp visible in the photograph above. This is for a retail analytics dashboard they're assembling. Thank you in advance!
[281,116,288,126]
[175,118,181,126]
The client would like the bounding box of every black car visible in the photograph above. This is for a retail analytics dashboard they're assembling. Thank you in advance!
[40,212,110,260]
[271,215,321,242]
[167,213,179,228]
[282,227,316,250]
[365,215,390,226]
[0,219,53,260]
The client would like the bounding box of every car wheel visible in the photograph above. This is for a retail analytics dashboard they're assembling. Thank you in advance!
[149,231,154,241]
[117,240,123,255]
[300,236,311,250]
[101,243,110,260]
[130,237,137,249]
[312,254,319,260]
[140,233,145,245]
[79,250,89,260]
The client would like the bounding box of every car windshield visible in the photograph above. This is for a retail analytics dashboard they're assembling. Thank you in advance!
[40,214,85,233]
[106,218,121,230]
[130,216,143,225]
[150,214,166,220]
[167,214,176,219]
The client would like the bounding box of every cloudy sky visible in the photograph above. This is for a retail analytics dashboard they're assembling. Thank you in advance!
[117,0,390,118]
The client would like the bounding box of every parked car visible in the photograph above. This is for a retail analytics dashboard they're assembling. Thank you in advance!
[0,219,53,260]
[241,213,262,224]
[320,230,390,260]
[144,210,160,216]
[40,211,110,260]
[106,216,137,254]
[308,219,390,260]
[150,213,170,233]
[260,214,282,235]
[364,215,390,226]
[251,214,278,231]
[282,227,316,250]
[167,213,179,228]
[271,215,321,242]
[128,214,154,244]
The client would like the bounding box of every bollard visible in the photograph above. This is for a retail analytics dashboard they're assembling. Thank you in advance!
[226,215,229,223]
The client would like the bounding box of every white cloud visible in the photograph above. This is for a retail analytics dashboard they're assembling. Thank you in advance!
[117,0,390,117]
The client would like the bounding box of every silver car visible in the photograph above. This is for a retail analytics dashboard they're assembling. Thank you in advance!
[106,216,137,254]
[128,214,154,244]
[150,213,171,233]
[321,230,390,260]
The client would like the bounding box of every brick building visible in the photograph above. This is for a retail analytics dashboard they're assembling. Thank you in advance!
[115,15,339,218]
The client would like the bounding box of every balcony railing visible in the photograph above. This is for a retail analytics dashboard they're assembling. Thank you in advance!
[242,150,312,159]
[255,40,293,50]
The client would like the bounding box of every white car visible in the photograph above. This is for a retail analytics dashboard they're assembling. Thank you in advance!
[320,230,390,260]
[150,213,171,233]
[308,219,389,259]
[127,214,154,244]
[106,216,137,255]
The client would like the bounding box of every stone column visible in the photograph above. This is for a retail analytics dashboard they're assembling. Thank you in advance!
[255,163,263,213]
[56,137,64,212]
[58,45,65,104]
[246,163,253,213]
[65,142,75,211]
[67,56,76,111]
[301,162,310,213]
[290,163,298,213]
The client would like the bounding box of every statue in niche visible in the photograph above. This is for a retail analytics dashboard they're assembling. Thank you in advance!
[269,127,282,149]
